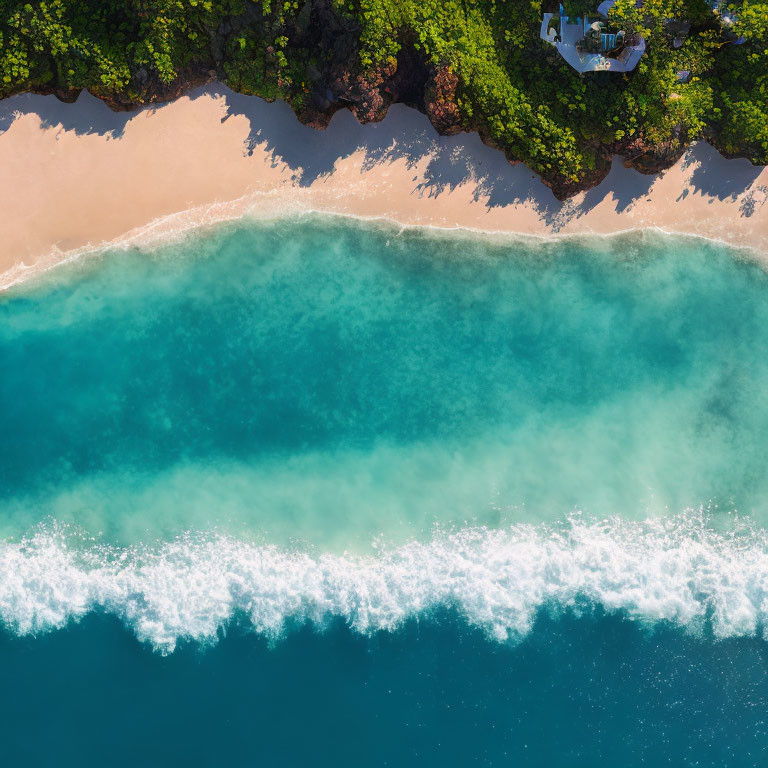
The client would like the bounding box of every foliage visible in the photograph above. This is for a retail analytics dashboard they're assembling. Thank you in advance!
[562,0,598,20]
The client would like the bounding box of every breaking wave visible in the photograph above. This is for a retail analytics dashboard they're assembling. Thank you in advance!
[1,513,767,653]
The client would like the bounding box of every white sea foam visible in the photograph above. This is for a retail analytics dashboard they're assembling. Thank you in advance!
[0,514,767,653]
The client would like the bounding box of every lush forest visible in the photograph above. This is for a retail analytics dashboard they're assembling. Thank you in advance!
[1,0,766,194]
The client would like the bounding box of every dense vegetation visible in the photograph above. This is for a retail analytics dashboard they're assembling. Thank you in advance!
[1,0,766,193]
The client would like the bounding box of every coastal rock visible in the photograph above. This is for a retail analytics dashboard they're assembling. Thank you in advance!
[619,136,688,176]
[424,66,463,136]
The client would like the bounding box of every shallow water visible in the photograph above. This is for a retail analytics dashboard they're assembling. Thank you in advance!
[2,218,768,548]
[2,216,768,764]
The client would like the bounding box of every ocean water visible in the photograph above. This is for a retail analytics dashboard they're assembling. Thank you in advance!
[2,216,768,764]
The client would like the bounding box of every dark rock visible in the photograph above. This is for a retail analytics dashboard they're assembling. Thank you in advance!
[424,66,463,136]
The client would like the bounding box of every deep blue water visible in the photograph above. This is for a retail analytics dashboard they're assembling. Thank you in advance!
[2,216,768,765]
[2,611,767,767]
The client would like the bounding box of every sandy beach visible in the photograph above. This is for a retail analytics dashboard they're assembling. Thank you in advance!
[1,82,767,290]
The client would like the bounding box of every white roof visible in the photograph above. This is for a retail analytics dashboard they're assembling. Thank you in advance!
[539,5,646,73]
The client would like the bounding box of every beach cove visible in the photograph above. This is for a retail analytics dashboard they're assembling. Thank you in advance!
[4,78,768,763]
[1,82,767,291]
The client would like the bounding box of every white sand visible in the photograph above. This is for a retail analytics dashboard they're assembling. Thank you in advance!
[1,82,767,290]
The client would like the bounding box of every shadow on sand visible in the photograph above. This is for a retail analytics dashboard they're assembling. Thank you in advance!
[2,82,765,226]
[0,89,143,139]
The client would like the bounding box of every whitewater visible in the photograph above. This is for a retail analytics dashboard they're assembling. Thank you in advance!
[1,513,764,653]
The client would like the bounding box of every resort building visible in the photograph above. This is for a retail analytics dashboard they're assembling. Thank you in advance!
[708,0,746,44]
[540,0,646,73]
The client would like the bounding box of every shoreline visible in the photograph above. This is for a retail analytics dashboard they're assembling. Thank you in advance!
[5,204,759,295]
[1,82,767,291]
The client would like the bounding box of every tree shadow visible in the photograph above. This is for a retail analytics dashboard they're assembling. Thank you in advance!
[739,185,768,218]
[200,84,457,186]
[198,83,569,223]
[583,161,656,213]
[685,142,764,202]
[197,84,668,230]
[0,89,144,139]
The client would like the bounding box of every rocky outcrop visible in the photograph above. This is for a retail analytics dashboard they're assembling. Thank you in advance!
[619,136,688,176]
[423,66,463,136]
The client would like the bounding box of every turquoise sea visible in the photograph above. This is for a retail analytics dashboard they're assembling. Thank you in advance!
[2,216,768,764]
